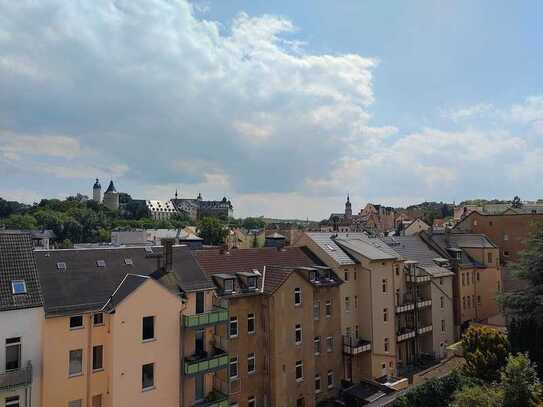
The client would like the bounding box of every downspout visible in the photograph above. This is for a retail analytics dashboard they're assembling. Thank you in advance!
[86,313,93,407]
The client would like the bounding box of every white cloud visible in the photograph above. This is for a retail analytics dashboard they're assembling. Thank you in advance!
[441,103,495,121]
[0,130,82,160]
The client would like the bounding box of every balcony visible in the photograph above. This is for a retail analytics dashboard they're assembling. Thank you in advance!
[0,362,32,391]
[406,274,431,283]
[183,307,229,329]
[193,391,229,407]
[397,328,416,342]
[343,335,371,355]
[184,349,228,376]
[396,303,415,313]
[417,299,432,309]
[417,325,433,335]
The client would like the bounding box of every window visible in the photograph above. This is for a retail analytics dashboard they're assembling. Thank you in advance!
[355,325,359,339]
[315,374,321,393]
[248,352,256,374]
[70,315,83,329]
[309,270,316,281]
[229,317,238,338]
[229,356,238,379]
[467,272,470,285]
[384,338,389,353]
[354,295,358,309]
[248,313,255,334]
[247,276,257,289]
[504,234,509,241]
[314,336,321,355]
[5,396,20,407]
[462,296,466,309]
[248,397,256,407]
[395,266,400,276]
[296,398,305,407]
[441,319,445,332]
[295,324,302,344]
[92,345,103,371]
[56,262,67,271]
[224,279,234,292]
[5,337,21,371]
[196,292,205,314]
[383,308,388,322]
[11,280,27,295]
[142,316,155,341]
[124,258,133,265]
[96,260,106,268]
[313,301,320,320]
[68,400,82,407]
[327,370,334,388]
[325,300,332,318]
[382,279,387,293]
[92,395,102,407]
[142,363,154,390]
[354,271,357,280]
[344,271,349,281]
[294,288,302,305]
[477,272,480,282]
[69,349,83,376]
[462,273,465,287]
[489,221,493,226]
[93,313,104,326]
[345,297,351,312]
[439,277,443,285]
[487,252,493,264]
[326,336,334,352]
[295,360,303,381]
[440,296,444,309]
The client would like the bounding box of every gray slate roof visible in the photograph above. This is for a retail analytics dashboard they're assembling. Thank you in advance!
[0,232,43,311]
[448,233,496,248]
[35,245,213,316]
[335,237,399,261]
[305,233,365,265]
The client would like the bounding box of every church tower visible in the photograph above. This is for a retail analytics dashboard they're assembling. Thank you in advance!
[93,178,102,203]
[103,180,120,211]
[345,194,352,219]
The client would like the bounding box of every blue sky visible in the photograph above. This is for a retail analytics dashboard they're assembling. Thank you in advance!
[1,0,542,219]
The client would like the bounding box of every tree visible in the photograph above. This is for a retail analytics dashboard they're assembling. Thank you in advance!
[501,353,542,407]
[451,385,502,407]
[511,196,522,208]
[242,217,265,230]
[1,213,39,230]
[462,326,510,383]
[198,217,228,245]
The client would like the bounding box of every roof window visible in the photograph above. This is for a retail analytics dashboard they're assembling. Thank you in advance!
[11,280,27,295]
[145,247,154,254]
[124,258,134,265]
[96,260,106,268]
[56,262,67,271]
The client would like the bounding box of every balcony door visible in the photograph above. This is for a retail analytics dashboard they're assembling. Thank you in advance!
[5,337,21,371]
[195,329,205,355]
[195,374,204,401]
[196,292,205,314]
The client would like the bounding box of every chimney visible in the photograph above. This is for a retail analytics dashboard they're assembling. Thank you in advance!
[161,238,175,272]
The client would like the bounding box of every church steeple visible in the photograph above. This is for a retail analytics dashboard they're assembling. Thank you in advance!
[345,194,352,218]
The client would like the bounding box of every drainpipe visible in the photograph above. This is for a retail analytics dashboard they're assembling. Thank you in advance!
[86,314,93,407]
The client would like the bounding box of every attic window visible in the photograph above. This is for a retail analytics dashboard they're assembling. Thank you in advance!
[11,280,27,295]
[325,244,336,252]
[247,276,257,289]
[56,262,67,272]
[145,247,153,254]
[224,279,234,292]
[96,260,106,268]
[309,271,316,281]
[124,258,134,265]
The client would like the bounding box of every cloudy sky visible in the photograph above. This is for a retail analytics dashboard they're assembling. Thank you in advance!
[1,0,542,219]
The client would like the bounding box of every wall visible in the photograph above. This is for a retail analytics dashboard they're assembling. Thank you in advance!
[0,307,43,407]
[430,276,455,359]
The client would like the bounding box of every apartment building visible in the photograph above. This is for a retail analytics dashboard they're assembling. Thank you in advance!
[35,241,224,407]
[380,236,455,370]
[298,233,397,381]
[194,247,343,407]
[421,232,502,332]
[0,232,44,407]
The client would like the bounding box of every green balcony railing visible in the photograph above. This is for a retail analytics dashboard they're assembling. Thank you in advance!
[184,352,229,376]
[193,390,229,407]
[183,307,229,329]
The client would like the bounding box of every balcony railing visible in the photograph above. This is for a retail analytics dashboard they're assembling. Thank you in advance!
[0,361,32,391]
[183,307,229,329]
[417,299,432,309]
[343,335,371,355]
[406,274,431,283]
[396,328,416,342]
[396,303,415,313]
[193,390,229,407]
[184,350,228,376]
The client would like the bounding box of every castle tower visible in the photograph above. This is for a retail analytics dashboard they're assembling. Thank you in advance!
[103,180,120,211]
[345,194,352,219]
[92,178,102,203]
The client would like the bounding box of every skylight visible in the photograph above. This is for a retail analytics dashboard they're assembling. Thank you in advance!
[56,262,67,271]
[145,247,153,253]
[11,280,27,295]
[96,260,106,267]
[124,258,134,265]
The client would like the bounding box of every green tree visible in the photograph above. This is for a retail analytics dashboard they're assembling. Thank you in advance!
[462,326,509,383]
[451,385,502,407]
[198,217,228,245]
[501,353,542,407]
[512,196,522,208]
[2,213,38,230]
[242,217,265,230]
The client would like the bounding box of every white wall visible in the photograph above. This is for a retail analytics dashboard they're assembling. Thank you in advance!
[0,307,43,407]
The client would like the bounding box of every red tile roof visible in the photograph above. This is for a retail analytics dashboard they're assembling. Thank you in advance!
[194,247,315,277]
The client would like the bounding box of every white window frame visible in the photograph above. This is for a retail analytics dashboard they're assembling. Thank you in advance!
[248,397,256,407]
[314,336,321,355]
[224,279,234,292]
[313,301,320,320]
[248,352,256,374]
[247,313,256,334]
[345,296,351,312]
[315,374,321,393]
[5,395,20,407]
[229,356,239,380]
[326,336,334,353]
[295,324,303,345]
[327,370,334,389]
[229,316,238,338]
[295,360,304,382]
[325,300,332,318]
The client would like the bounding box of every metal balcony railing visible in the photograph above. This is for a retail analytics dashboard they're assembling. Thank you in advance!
[396,328,416,342]
[183,307,229,329]
[184,350,228,376]
[343,335,371,355]
[417,325,433,335]
[0,361,32,391]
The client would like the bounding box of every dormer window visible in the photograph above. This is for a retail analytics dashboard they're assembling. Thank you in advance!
[309,271,316,282]
[124,258,133,265]
[224,279,234,292]
[11,280,27,295]
[247,276,257,289]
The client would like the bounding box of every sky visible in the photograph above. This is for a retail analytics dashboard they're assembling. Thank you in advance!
[1,0,542,220]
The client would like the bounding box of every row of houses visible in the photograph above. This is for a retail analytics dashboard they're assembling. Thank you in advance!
[0,228,502,407]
